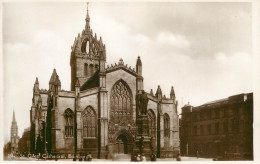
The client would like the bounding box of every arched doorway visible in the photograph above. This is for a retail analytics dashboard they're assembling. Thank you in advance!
[115,134,128,154]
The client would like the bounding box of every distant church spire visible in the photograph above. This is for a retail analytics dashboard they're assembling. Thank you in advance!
[85,2,91,31]
[12,110,16,123]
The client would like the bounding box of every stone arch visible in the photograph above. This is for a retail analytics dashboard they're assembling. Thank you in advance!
[163,113,170,138]
[111,129,134,144]
[81,38,91,54]
[64,108,74,137]
[82,106,97,138]
[111,129,134,155]
[148,109,156,138]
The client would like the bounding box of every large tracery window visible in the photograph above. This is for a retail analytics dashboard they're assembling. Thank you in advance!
[82,106,96,138]
[110,80,132,125]
[64,108,74,137]
[164,113,170,138]
[148,109,156,137]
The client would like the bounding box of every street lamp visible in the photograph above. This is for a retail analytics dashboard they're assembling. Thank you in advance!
[44,113,47,158]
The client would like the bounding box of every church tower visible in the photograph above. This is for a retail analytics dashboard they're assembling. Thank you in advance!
[11,111,19,154]
[70,4,106,90]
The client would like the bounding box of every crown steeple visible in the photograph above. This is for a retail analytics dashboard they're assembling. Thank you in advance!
[70,2,106,91]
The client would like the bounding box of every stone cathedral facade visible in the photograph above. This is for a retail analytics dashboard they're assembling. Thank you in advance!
[30,7,179,158]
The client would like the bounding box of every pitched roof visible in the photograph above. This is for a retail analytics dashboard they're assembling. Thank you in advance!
[80,70,100,91]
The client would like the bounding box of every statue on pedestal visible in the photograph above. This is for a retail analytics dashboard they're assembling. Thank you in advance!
[136,91,149,116]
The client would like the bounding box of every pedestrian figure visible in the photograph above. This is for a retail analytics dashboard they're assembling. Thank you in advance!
[84,153,87,161]
[196,150,199,159]
[73,153,77,161]
[141,154,146,161]
[176,153,181,161]
[136,154,141,161]
[79,152,82,161]
[86,152,92,161]
[150,153,156,161]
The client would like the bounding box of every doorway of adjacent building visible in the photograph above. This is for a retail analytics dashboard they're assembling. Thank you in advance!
[115,134,128,154]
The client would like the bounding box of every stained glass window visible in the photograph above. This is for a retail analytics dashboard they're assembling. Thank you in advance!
[110,80,132,125]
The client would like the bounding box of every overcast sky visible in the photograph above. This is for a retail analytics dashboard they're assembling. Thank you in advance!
[3,2,252,143]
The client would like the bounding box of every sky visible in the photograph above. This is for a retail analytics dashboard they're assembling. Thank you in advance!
[2,2,253,143]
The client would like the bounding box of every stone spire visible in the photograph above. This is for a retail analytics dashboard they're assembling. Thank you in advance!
[49,69,57,84]
[35,77,39,84]
[12,110,16,123]
[136,56,142,76]
[85,2,91,31]
[33,77,40,94]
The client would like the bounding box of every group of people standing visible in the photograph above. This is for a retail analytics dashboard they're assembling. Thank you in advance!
[132,154,147,162]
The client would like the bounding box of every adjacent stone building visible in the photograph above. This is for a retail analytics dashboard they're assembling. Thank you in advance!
[10,111,19,154]
[30,6,179,159]
[18,127,31,155]
[180,93,253,160]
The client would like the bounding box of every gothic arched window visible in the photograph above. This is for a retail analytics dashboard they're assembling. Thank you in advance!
[64,108,74,137]
[82,106,96,138]
[110,80,132,125]
[164,113,170,138]
[148,109,156,137]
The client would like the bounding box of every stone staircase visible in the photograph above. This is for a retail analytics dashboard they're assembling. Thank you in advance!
[113,154,131,161]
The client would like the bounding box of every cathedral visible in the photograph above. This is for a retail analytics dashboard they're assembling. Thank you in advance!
[30,6,179,159]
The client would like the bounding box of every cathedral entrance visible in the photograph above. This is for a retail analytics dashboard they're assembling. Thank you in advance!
[115,134,128,154]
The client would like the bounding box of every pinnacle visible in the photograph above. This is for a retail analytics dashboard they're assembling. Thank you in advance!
[75,78,80,87]
[12,110,16,123]
[136,56,142,66]
[156,85,162,96]
[35,77,39,84]
[150,89,154,96]
[170,86,175,94]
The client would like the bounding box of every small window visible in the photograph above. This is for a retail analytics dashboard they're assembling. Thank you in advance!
[84,63,88,76]
[95,64,99,71]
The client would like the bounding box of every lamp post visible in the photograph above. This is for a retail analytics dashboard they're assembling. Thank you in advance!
[44,113,47,158]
